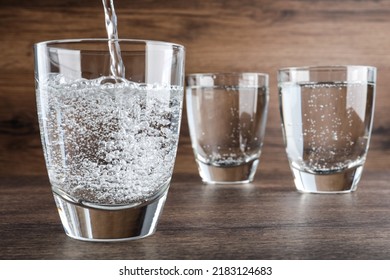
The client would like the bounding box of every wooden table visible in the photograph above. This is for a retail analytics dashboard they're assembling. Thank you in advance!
[0,0,390,259]
[1,129,389,260]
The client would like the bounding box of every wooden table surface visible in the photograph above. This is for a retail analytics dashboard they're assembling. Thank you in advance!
[0,0,389,259]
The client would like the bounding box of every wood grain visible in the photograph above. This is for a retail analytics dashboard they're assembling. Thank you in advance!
[1,173,390,260]
[0,0,389,259]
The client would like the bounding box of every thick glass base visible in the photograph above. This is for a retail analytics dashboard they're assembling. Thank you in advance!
[291,165,364,194]
[53,189,168,242]
[197,159,259,184]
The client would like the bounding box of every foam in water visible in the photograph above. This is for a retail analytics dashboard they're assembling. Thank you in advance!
[37,74,183,205]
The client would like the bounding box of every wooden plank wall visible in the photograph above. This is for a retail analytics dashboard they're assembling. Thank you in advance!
[0,0,389,176]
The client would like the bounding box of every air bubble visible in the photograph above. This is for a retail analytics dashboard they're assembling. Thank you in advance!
[40,74,182,205]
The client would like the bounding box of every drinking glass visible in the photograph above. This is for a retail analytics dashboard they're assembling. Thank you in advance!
[34,39,185,241]
[278,65,376,193]
[186,73,269,184]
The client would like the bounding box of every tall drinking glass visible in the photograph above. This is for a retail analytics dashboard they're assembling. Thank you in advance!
[278,66,376,193]
[34,39,185,241]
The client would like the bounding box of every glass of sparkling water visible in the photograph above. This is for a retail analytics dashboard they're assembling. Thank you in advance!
[278,66,376,193]
[34,39,185,241]
[186,73,269,184]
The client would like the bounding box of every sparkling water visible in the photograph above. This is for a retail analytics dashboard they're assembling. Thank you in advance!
[186,86,268,167]
[37,74,182,205]
[102,0,125,78]
[279,81,375,174]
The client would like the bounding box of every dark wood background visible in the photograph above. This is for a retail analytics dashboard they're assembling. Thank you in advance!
[0,0,389,259]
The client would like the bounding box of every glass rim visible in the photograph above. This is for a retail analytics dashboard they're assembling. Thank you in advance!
[186,72,269,78]
[278,65,376,72]
[34,38,185,50]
